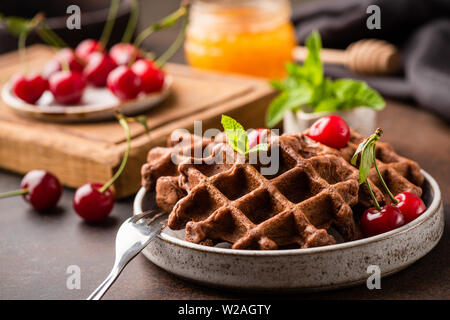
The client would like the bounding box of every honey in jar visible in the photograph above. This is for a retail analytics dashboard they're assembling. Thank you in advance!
[184,0,297,79]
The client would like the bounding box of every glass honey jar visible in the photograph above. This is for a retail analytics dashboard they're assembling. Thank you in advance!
[184,0,297,79]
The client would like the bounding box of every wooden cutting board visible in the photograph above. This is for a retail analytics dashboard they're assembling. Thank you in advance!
[0,45,276,197]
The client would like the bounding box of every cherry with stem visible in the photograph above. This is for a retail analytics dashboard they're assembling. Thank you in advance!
[73,112,148,222]
[352,128,405,237]
[352,128,426,226]
[0,170,62,211]
[7,14,49,104]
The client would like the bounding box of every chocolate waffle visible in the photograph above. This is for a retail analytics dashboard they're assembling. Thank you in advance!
[140,129,424,250]
[279,131,424,208]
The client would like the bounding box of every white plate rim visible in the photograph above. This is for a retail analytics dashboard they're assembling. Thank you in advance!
[133,169,442,256]
[1,75,172,117]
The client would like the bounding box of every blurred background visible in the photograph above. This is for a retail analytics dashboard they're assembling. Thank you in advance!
[0,0,311,59]
[0,0,449,119]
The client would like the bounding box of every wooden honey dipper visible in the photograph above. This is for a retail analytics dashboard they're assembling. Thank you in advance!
[293,39,401,75]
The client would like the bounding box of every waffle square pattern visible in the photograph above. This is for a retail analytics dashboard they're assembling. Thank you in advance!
[141,130,423,250]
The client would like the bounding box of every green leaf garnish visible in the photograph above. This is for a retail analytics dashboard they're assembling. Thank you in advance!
[221,115,269,156]
[246,143,269,155]
[221,115,248,155]
[265,31,386,128]
[351,128,382,184]
[332,79,385,110]
[266,85,313,128]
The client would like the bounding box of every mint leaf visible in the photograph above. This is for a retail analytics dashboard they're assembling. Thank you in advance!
[267,31,386,122]
[332,79,385,110]
[221,115,271,156]
[314,98,342,112]
[351,129,383,184]
[357,143,376,184]
[303,30,323,86]
[265,31,324,127]
[221,115,248,155]
[351,140,369,166]
[246,143,269,155]
[221,114,244,132]
[266,85,313,128]
[269,80,286,91]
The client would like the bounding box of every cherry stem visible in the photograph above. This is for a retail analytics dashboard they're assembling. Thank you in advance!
[0,188,28,199]
[17,14,42,72]
[155,12,188,68]
[18,31,28,72]
[365,181,381,211]
[121,0,139,43]
[371,129,399,205]
[99,114,131,193]
[37,23,68,48]
[133,6,188,49]
[372,147,399,204]
[100,0,120,49]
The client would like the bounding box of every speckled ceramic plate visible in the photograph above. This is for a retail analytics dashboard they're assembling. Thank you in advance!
[1,75,172,123]
[133,170,444,292]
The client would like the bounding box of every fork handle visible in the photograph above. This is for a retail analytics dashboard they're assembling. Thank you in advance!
[87,266,122,300]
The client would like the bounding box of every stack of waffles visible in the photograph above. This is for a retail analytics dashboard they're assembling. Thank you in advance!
[141,129,423,250]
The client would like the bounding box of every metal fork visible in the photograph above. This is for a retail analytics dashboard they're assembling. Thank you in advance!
[87,210,166,300]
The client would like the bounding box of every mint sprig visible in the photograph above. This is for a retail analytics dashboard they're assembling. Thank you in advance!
[221,115,269,155]
[266,31,386,128]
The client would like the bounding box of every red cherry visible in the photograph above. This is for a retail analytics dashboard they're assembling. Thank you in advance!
[83,52,117,87]
[49,71,86,105]
[394,192,426,224]
[131,59,165,93]
[360,205,405,237]
[107,66,142,101]
[307,115,350,149]
[20,170,62,211]
[248,128,269,149]
[43,48,85,79]
[73,183,115,222]
[110,43,141,66]
[75,39,104,62]
[12,74,48,104]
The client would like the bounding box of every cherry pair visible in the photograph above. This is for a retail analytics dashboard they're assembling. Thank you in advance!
[77,40,141,66]
[0,170,114,222]
[349,128,426,237]
[360,192,426,237]
[16,45,89,105]
[302,117,427,237]
[107,59,164,101]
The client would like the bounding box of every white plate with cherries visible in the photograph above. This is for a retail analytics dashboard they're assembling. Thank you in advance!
[2,41,172,122]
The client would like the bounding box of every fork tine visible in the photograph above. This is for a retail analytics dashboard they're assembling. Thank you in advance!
[131,209,161,223]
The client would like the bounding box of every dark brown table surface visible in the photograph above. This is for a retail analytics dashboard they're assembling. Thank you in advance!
[1,0,449,300]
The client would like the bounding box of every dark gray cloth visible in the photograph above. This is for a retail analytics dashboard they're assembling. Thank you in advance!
[292,0,450,121]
